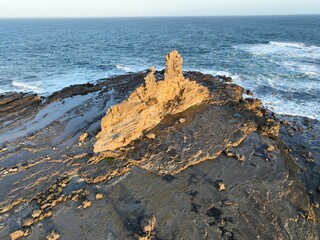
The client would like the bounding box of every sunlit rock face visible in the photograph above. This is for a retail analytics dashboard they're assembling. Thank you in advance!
[94,51,209,153]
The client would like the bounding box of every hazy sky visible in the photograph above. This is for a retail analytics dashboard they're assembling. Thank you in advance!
[0,0,319,18]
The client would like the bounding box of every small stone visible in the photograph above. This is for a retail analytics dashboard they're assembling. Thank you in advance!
[10,230,25,240]
[8,167,18,173]
[45,211,53,218]
[95,193,104,200]
[140,214,156,233]
[245,89,253,96]
[178,118,186,124]
[226,152,234,157]
[306,158,315,163]
[79,133,89,146]
[222,199,234,206]
[0,148,8,153]
[224,149,235,157]
[62,178,70,184]
[23,228,31,237]
[32,209,42,218]
[22,218,34,227]
[82,200,91,209]
[60,195,68,202]
[267,145,275,152]
[41,203,51,210]
[71,195,79,202]
[146,133,156,140]
[46,195,53,201]
[225,77,232,82]
[46,230,60,240]
[218,219,226,227]
[313,202,319,209]
[281,120,290,125]
[236,154,245,161]
[79,133,89,142]
[218,183,225,192]
[38,214,45,221]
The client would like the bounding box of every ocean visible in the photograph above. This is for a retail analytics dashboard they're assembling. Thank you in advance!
[0,16,319,119]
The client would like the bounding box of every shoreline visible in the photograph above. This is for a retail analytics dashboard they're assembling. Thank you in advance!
[1,70,319,122]
[0,54,319,239]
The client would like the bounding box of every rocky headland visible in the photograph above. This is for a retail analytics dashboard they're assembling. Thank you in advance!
[0,51,319,239]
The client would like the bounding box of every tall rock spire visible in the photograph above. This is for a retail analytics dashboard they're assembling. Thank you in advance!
[164,50,184,81]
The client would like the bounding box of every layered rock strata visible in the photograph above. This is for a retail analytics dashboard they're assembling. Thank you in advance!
[0,52,319,239]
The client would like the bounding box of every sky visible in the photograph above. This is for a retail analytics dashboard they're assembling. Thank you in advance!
[0,0,319,18]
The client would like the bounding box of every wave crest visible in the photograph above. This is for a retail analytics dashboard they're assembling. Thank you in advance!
[11,80,43,93]
[268,41,305,48]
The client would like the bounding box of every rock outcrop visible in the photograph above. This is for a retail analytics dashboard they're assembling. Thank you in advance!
[0,52,319,239]
[94,51,209,153]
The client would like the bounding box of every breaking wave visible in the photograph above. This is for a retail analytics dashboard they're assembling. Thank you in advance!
[236,41,320,60]
[233,41,320,119]
[268,41,306,48]
[11,81,43,93]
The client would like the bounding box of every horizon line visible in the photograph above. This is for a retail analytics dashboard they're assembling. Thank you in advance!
[0,13,319,19]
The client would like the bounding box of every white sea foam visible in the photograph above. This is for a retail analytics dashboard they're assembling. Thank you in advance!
[261,94,319,120]
[268,41,305,48]
[204,67,320,120]
[3,65,152,96]
[11,80,43,93]
[281,61,320,76]
[233,73,320,119]
[234,41,320,102]
[236,41,320,60]
[115,64,132,72]
[238,41,320,78]
[306,72,319,77]
[115,64,151,73]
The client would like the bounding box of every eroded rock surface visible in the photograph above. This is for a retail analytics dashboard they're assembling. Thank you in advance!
[94,51,209,153]
[0,52,319,239]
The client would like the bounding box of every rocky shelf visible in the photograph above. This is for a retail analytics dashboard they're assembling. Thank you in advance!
[0,51,319,239]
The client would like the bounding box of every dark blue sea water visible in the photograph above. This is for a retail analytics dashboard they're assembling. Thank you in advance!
[0,16,319,119]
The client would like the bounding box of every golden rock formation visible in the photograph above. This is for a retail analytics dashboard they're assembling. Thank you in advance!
[94,50,209,153]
